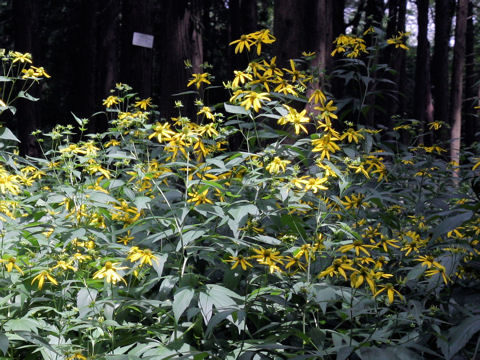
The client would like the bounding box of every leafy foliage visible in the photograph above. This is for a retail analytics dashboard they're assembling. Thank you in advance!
[0,30,478,359]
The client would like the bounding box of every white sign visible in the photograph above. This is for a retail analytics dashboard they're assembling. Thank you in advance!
[132,32,154,48]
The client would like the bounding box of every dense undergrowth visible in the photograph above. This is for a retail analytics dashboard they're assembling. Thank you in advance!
[0,29,478,360]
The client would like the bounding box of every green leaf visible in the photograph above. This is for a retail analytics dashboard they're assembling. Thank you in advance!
[18,90,39,101]
[224,103,248,115]
[198,292,214,325]
[0,127,20,142]
[431,211,473,241]
[152,254,167,277]
[438,315,480,360]
[172,287,195,322]
[177,229,205,250]
[77,288,98,318]
[0,333,8,356]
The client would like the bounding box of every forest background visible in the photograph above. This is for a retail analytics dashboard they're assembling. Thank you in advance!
[0,0,477,155]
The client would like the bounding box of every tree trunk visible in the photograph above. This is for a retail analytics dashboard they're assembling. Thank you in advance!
[413,0,430,141]
[229,0,257,72]
[449,0,469,175]
[120,0,153,98]
[379,0,407,129]
[463,1,476,146]
[273,0,311,66]
[156,0,203,119]
[432,0,455,141]
[13,0,40,156]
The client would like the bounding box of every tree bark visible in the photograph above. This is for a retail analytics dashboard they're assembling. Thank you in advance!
[432,0,455,138]
[413,0,430,140]
[120,0,153,98]
[273,0,311,66]
[13,0,40,156]
[156,0,203,119]
[449,0,469,175]
[229,0,257,72]
[463,1,476,146]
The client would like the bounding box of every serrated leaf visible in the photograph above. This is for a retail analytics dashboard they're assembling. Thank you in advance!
[431,211,473,241]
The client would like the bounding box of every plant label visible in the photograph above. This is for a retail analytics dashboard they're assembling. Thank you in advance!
[132,32,154,49]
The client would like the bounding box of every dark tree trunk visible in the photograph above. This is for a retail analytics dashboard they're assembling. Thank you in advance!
[273,0,311,66]
[413,0,431,139]
[274,0,335,120]
[432,0,455,139]
[70,1,98,123]
[449,0,469,172]
[95,0,120,133]
[229,0,257,72]
[120,0,153,98]
[13,0,40,156]
[156,0,203,119]
[120,0,154,98]
[463,1,477,146]
[379,0,407,129]
[363,0,385,127]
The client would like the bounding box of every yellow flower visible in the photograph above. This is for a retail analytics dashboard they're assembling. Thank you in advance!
[414,255,443,269]
[66,353,87,360]
[10,51,32,63]
[374,283,404,304]
[372,236,400,252]
[318,257,356,280]
[197,106,216,120]
[118,231,134,245]
[232,70,253,88]
[265,157,290,174]
[32,270,58,290]
[229,34,252,54]
[105,139,120,147]
[350,266,377,294]
[187,189,213,205]
[187,73,211,89]
[103,95,121,108]
[248,29,276,55]
[239,91,271,112]
[338,240,375,256]
[93,262,127,285]
[0,257,23,275]
[127,247,158,267]
[285,256,306,272]
[0,169,21,195]
[341,128,365,143]
[341,193,366,209]
[425,264,450,284]
[283,59,305,83]
[315,100,338,121]
[311,134,340,160]
[428,121,443,130]
[134,97,152,110]
[277,105,310,135]
[32,66,50,78]
[149,122,175,143]
[225,255,253,270]
[51,260,77,272]
[308,89,327,105]
[303,176,328,193]
[72,252,91,263]
[251,248,284,266]
[387,31,410,50]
